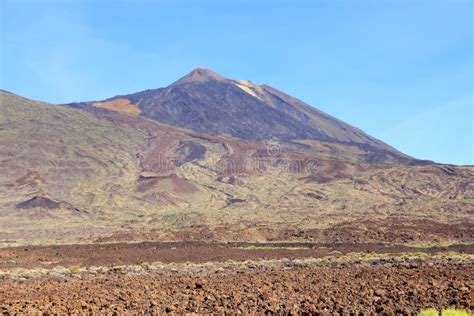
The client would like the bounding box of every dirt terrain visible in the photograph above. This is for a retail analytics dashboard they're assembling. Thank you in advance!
[0,241,472,269]
[0,242,473,314]
[1,261,472,314]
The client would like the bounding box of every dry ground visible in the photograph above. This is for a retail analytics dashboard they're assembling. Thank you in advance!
[1,263,472,314]
[0,242,473,314]
[0,241,472,269]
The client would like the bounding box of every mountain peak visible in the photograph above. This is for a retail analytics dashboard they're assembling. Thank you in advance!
[170,67,226,86]
[73,68,408,162]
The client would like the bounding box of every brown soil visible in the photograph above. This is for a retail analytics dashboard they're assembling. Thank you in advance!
[0,242,472,270]
[1,264,472,314]
[0,242,473,314]
[91,219,474,245]
[136,174,197,194]
[92,98,141,116]
[280,219,474,244]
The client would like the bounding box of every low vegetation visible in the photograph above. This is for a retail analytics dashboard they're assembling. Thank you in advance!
[402,241,473,249]
[67,265,81,274]
[238,245,307,251]
[419,308,471,316]
[0,251,472,280]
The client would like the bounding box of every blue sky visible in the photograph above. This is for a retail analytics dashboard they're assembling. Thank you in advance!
[1,0,473,165]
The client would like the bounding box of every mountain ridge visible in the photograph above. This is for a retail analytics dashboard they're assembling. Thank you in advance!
[1,89,473,246]
[69,68,410,163]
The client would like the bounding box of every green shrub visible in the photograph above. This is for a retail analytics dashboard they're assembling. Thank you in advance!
[112,265,126,273]
[321,256,334,263]
[420,308,438,316]
[441,309,470,316]
[240,245,257,250]
[239,245,306,251]
[419,308,471,316]
[19,271,32,279]
[67,265,81,274]
[238,262,248,270]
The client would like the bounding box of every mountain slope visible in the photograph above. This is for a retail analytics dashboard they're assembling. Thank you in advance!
[1,90,473,246]
[72,68,408,163]
[0,91,149,243]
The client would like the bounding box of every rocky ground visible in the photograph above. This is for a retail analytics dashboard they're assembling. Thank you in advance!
[0,242,473,314]
[1,264,472,314]
[2,241,472,269]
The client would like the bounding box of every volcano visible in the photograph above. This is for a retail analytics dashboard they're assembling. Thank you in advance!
[0,70,472,246]
[71,68,408,163]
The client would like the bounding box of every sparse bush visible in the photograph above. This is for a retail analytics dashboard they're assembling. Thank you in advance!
[126,265,144,273]
[441,309,470,316]
[420,308,438,316]
[93,266,109,274]
[238,262,248,270]
[19,271,32,279]
[215,267,225,273]
[241,245,257,250]
[419,308,471,316]
[239,245,306,251]
[150,262,164,270]
[412,252,429,258]
[112,265,126,273]
[51,265,70,275]
[400,254,411,261]
[67,265,81,274]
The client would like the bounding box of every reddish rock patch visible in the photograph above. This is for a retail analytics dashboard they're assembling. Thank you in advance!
[137,174,197,194]
[1,265,472,314]
[91,98,141,116]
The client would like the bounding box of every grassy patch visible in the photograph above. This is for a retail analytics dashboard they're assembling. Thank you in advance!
[112,265,126,273]
[420,309,439,316]
[419,308,471,316]
[441,309,471,316]
[67,265,82,274]
[19,271,32,279]
[238,262,248,270]
[403,241,473,249]
[238,245,307,251]
[0,250,472,280]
